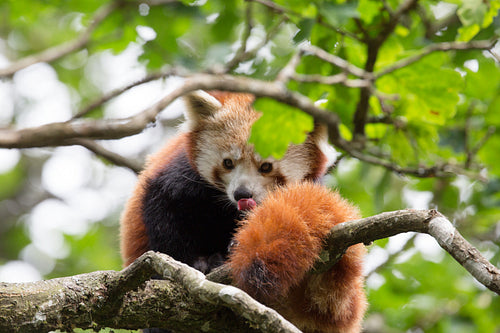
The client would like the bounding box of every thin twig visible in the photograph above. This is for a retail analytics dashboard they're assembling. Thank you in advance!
[488,48,500,62]
[68,138,144,173]
[290,73,371,87]
[224,15,287,73]
[464,102,475,168]
[365,234,417,277]
[71,68,183,120]
[375,39,497,78]
[469,126,496,163]
[381,0,395,16]
[247,0,360,41]
[340,145,488,182]
[224,3,255,72]
[300,44,372,79]
[275,49,305,83]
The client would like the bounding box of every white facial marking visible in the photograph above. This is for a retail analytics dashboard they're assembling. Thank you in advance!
[223,160,273,204]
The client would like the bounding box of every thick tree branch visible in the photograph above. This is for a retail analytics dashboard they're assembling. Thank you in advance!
[0,251,300,333]
[352,0,418,139]
[0,74,345,149]
[0,73,486,180]
[1,210,499,332]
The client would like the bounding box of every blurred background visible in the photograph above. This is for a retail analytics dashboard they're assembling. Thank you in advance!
[1,0,499,332]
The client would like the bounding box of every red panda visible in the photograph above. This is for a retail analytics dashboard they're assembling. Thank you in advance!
[119,91,366,332]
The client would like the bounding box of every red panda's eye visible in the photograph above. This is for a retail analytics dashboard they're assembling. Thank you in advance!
[259,162,273,173]
[223,159,234,170]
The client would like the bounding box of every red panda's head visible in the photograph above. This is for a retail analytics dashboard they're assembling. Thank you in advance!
[183,90,336,208]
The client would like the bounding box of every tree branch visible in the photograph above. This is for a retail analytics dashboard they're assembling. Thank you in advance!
[290,73,371,88]
[247,0,360,41]
[222,2,287,74]
[341,146,488,182]
[0,74,345,149]
[0,72,486,180]
[1,210,498,332]
[71,68,183,120]
[68,138,144,173]
[352,0,418,139]
[375,39,497,78]
[313,209,500,295]
[0,251,300,333]
[300,44,372,79]
[0,1,119,78]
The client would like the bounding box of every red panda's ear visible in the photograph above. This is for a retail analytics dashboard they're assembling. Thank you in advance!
[308,123,339,170]
[184,90,222,128]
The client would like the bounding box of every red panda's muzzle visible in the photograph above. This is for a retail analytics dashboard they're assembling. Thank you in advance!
[237,198,257,211]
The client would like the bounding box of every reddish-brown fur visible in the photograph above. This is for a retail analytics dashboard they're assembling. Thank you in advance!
[229,182,366,333]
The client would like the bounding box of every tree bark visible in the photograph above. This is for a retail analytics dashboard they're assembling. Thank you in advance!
[1,210,498,332]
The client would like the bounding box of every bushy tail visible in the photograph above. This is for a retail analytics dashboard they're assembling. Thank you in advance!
[229,182,366,333]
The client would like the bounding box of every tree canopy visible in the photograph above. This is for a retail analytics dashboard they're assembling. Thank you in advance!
[0,0,499,332]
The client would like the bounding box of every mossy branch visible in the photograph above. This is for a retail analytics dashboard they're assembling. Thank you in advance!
[1,210,498,332]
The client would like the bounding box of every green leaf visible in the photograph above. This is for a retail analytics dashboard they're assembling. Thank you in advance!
[456,0,499,40]
[293,18,315,43]
[457,24,481,41]
[483,0,500,27]
[376,35,405,70]
[457,0,487,26]
[464,57,500,100]
[378,53,463,125]
[320,1,359,26]
[249,98,314,158]
[357,0,382,24]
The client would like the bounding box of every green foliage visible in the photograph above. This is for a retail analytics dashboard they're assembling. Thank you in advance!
[0,0,499,332]
[249,98,314,158]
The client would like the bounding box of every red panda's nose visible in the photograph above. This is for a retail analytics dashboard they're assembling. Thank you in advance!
[234,186,253,201]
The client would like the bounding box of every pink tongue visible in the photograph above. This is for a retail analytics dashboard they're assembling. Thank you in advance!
[237,198,257,211]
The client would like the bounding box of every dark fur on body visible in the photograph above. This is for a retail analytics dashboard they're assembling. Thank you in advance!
[143,149,240,272]
[141,149,240,333]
